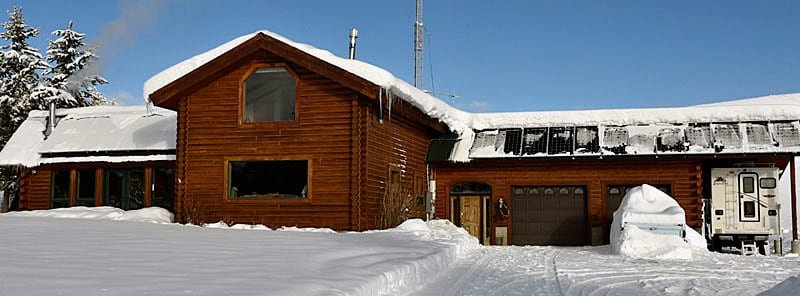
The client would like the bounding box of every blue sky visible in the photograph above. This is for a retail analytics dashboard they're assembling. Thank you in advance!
[5,0,800,111]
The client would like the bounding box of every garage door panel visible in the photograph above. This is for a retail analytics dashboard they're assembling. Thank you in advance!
[511,186,588,246]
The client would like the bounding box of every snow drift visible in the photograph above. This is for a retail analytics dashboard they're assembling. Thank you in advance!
[2,206,174,223]
[0,208,478,295]
[610,184,695,259]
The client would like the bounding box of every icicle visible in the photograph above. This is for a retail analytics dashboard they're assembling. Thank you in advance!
[145,101,155,116]
[387,90,393,121]
[378,88,384,123]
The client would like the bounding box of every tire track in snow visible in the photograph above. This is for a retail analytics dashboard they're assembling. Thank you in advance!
[441,250,494,296]
[545,248,565,295]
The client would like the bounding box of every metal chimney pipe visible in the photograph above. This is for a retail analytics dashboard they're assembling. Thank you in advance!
[44,101,56,139]
[348,28,358,60]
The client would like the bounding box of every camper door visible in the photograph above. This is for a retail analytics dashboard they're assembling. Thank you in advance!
[738,172,760,222]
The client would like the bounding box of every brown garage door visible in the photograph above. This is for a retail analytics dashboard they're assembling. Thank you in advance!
[511,186,588,246]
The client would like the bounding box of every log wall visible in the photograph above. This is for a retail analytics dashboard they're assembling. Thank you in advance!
[433,158,704,245]
[177,50,357,229]
[16,161,174,211]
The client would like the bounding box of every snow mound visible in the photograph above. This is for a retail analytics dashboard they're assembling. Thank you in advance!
[379,219,479,257]
[610,184,693,259]
[759,275,800,296]
[616,224,693,259]
[2,206,174,223]
[684,225,708,249]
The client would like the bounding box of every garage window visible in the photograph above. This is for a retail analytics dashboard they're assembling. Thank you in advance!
[228,160,308,199]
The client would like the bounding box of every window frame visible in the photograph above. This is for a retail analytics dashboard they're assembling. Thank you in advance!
[224,157,312,203]
[50,169,72,208]
[75,168,97,207]
[760,177,777,189]
[238,63,300,127]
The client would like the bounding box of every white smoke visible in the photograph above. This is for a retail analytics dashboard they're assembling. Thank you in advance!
[68,0,174,101]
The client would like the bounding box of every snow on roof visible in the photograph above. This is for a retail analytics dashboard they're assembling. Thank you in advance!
[143,30,800,162]
[470,94,800,129]
[143,30,472,134]
[0,105,176,167]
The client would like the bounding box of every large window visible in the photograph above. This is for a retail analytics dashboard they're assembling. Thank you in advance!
[228,160,308,199]
[243,67,296,122]
[51,169,71,208]
[152,168,174,209]
[105,169,145,210]
[76,169,96,207]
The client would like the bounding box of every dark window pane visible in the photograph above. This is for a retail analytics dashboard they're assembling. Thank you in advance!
[127,171,145,210]
[51,170,70,208]
[743,201,756,218]
[243,68,296,122]
[229,160,308,198]
[106,170,124,208]
[152,168,174,210]
[76,169,95,207]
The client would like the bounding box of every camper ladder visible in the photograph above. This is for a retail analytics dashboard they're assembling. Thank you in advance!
[741,241,757,256]
[725,179,737,229]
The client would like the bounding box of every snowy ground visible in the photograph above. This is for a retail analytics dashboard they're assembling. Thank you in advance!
[1,208,798,295]
[413,246,798,296]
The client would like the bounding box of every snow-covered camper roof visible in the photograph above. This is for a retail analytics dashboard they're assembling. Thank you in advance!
[143,30,800,162]
[0,105,176,167]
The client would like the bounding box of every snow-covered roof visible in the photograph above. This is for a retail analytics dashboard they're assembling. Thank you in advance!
[143,30,800,162]
[143,30,472,134]
[0,105,176,167]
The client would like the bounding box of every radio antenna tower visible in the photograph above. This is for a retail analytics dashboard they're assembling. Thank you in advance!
[414,0,424,89]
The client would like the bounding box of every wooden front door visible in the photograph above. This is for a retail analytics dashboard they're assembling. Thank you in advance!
[460,196,482,240]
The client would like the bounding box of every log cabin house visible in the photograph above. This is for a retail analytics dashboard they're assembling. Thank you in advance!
[0,105,176,212]
[3,30,800,247]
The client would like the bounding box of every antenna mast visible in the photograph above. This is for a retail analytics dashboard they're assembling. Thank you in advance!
[414,0,424,89]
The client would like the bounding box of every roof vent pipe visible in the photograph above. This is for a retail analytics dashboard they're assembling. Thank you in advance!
[348,28,358,60]
[44,101,56,139]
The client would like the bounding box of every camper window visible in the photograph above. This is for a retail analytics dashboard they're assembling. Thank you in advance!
[227,160,308,199]
[742,176,755,193]
[242,67,296,122]
[760,178,777,189]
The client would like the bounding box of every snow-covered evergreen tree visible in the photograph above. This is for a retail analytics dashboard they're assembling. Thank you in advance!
[42,21,108,107]
[0,7,49,147]
[0,7,49,212]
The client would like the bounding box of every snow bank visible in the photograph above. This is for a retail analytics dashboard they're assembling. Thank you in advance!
[2,206,174,223]
[0,213,477,296]
[379,219,480,257]
[610,184,694,259]
[759,275,800,296]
